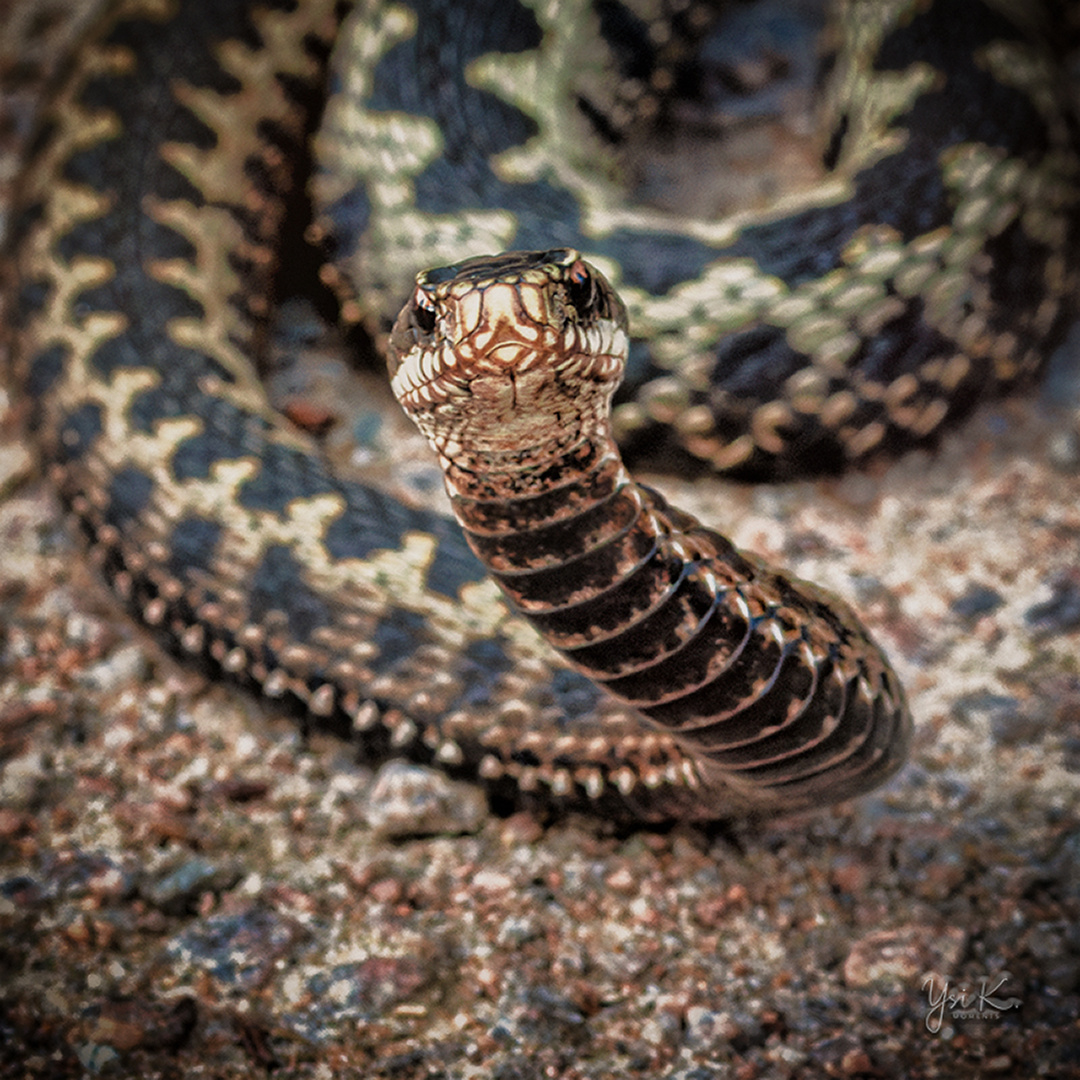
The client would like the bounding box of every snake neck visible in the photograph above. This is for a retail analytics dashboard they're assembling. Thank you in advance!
[434,386,910,808]
[438,402,616,498]
[438,409,681,612]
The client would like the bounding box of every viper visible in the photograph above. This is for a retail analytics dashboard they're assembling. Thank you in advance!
[6,0,1079,820]
[389,248,911,811]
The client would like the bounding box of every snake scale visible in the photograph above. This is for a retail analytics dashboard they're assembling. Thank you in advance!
[6,0,1080,820]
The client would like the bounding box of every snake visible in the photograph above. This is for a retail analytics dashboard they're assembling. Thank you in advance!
[389,248,910,811]
[6,0,1079,821]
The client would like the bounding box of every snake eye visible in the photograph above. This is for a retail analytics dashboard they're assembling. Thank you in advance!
[411,288,438,335]
[565,259,597,317]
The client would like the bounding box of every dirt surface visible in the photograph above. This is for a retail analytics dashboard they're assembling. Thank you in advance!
[2,2,1080,1077]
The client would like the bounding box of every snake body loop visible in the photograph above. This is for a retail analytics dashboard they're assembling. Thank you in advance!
[6,0,1079,819]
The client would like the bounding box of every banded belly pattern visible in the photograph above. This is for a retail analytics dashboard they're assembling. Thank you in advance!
[6,0,1078,819]
[389,250,911,808]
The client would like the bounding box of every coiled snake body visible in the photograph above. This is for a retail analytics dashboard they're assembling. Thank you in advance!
[7,0,1080,819]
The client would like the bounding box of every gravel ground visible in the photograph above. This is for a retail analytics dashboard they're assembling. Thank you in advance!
[2,3,1080,1077]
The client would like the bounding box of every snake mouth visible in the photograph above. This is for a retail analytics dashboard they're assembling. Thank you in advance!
[387,343,467,409]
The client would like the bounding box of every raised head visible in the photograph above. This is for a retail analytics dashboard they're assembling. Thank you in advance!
[388,249,629,458]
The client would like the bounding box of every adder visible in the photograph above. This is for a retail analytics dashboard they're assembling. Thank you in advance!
[7,0,1079,820]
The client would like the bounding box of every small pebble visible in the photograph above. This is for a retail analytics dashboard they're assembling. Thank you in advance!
[75,643,149,695]
[0,750,48,808]
[0,442,33,496]
[1026,573,1080,636]
[363,761,489,838]
[843,924,966,989]
[142,857,241,915]
[949,583,1003,619]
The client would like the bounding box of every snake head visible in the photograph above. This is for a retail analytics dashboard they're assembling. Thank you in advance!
[388,249,630,457]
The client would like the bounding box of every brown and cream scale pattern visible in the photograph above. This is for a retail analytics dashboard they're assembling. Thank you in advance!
[389,250,911,809]
[5,0,1079,819]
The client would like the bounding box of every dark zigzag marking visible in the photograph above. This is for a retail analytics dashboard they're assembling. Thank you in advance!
[21,0,520,736]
